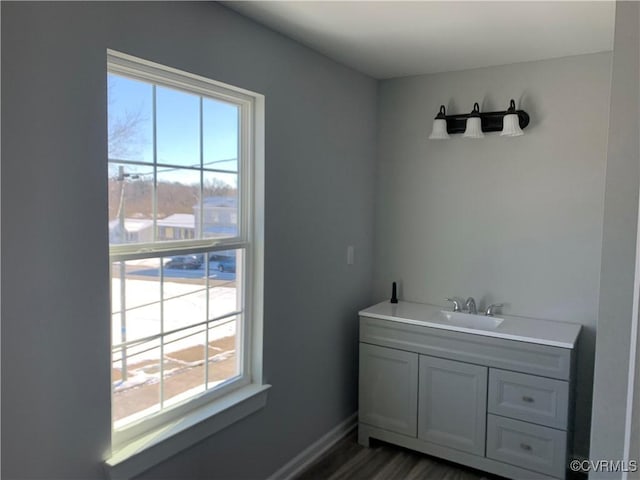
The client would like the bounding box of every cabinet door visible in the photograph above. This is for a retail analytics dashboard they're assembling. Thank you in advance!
[359,343,418,437]
[418,355,487,455]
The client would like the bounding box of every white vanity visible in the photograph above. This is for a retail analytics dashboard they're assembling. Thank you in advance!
[358,301,581,480]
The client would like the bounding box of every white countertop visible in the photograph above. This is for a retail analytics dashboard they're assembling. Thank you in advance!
[359,301,582,349]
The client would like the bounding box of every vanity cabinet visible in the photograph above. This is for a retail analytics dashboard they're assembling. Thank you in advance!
[358,305,580,480]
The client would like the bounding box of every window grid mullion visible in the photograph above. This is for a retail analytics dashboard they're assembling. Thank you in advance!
[160,256,165,409]
[199,96,204,240]
[200,95,209,389]
[238,105,243,240]
[119,261,128,382]
[152,84,165,409]
[205,264,210,389]
[152,84,158,243]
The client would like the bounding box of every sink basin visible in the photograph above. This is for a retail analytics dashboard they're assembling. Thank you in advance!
[437,310,504,330]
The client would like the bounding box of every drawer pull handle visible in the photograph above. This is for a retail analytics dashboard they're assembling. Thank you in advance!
[522,396,535,403]
[520,443,533,451]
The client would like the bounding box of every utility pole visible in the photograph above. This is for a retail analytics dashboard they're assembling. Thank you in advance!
[115,165,138,382]
[117,165,128,382]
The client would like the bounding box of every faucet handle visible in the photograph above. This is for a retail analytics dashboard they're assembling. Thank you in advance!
[465,297,477,314]
[446,297,463,312]
[485,303,504,316]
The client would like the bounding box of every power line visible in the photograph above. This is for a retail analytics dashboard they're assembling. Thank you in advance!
[108,157,238,178]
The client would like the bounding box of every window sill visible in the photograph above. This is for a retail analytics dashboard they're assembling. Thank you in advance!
[105,383,271,480]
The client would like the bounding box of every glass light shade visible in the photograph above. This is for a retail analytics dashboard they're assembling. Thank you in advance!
[429,118,450,140]
[463,116,484,139]
[501,113,524,137]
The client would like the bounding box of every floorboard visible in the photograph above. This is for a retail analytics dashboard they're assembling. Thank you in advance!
[293,431,503,480]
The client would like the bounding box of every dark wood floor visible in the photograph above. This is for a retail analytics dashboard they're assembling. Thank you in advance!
[293,431,503,480]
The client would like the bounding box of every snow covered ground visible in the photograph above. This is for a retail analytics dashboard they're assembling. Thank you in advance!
[111,258,239,367]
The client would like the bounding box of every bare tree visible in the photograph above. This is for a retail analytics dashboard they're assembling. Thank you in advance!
[107,77,238,223]
[108,76,148,160]
[204,177,236,197]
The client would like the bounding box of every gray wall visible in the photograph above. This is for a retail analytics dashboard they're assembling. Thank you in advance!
[634,3,640,451]
[374,53,612,458]
[1,2,376,479]
[590,2,640,475]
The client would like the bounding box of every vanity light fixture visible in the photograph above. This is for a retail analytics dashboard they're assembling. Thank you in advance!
[463,103,484,139]
[428,99,530,139]
[500,99,524,137]
[428,105,451,140]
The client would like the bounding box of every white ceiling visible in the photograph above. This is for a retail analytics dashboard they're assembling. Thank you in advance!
[224,1,615,79]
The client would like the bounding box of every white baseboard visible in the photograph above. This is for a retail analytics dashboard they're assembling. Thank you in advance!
[268,413,358,480]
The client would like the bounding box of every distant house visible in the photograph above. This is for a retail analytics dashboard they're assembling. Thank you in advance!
[157,213,196,241]
[194,196,238,238]
[109,215,195,244]
[108,218,153,244]
[109,196,237,244]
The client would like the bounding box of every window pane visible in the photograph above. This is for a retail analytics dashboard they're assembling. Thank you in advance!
[207,317,240,388]
[111,259,162,344]
[201,171,238,240]
[108,74,153,163]
[162,259,207,331]
[124,259,162,342]
[163,325,206,407]
[156,86,199,168]
[156,168,200,241]
[111,258,163,427]
[208,249,241,319]
[108,163,154,245]
[203,98,239,173]
[112,337,161,427]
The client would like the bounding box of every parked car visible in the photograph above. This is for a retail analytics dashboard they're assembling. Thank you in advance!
[215,256,236,273]
[192,253,205,264]
[209,250,234,262]
[164,255,203,270]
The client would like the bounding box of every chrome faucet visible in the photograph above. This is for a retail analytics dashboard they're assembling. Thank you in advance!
[465,297,477,314]
[485,303,504,317]
[446,297,464,312]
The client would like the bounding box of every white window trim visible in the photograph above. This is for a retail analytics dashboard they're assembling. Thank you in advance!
[104,50,267,479]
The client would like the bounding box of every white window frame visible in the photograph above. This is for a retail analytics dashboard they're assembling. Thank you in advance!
[105,50,266,478]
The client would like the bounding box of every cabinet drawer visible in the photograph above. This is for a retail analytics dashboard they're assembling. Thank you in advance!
[488,369,569,429]
[486,415,566,478]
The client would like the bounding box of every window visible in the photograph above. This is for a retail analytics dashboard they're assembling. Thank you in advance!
[107,51,264,448]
